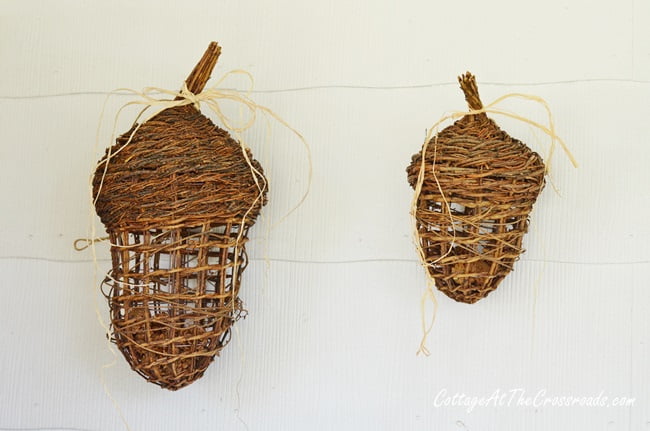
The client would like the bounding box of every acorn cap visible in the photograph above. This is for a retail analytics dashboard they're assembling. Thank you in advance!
[408,73,545,196]
[93,42,268,231]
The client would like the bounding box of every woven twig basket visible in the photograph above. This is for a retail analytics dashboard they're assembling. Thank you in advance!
[92,42,268,390]
[407,73,545,304]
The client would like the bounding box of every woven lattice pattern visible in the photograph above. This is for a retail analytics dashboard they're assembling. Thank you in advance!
[407,73,545,304]
[101,223,248,390]
[92,42,267,390]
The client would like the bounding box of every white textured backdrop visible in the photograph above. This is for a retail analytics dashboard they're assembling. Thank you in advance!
[1,1,649,430]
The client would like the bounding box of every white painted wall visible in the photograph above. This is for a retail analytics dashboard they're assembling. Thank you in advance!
[1,1,649,430]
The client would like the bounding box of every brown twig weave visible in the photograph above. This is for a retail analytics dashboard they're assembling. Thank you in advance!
[407,72,545,304]
[92,42,268,390]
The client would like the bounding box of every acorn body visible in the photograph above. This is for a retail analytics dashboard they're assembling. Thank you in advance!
[92,43,267,390]
[407,73,545,304]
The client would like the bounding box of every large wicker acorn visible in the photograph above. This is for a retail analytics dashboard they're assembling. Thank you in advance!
[407,73,545,304]
[92,42,268,390]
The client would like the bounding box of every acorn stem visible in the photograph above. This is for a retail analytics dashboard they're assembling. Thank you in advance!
[458,72,483,111]
[179,41,221,97]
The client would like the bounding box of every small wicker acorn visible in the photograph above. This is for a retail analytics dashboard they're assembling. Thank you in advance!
[92,42,268,390]
[407,72,546,304]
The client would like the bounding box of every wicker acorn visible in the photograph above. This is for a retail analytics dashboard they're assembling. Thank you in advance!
[407,72,545,304]
[92,42,268,390]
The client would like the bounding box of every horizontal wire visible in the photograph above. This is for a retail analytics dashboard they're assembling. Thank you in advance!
[0,255,648,266]
[1,78,649,100]
[0,428,95,431]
